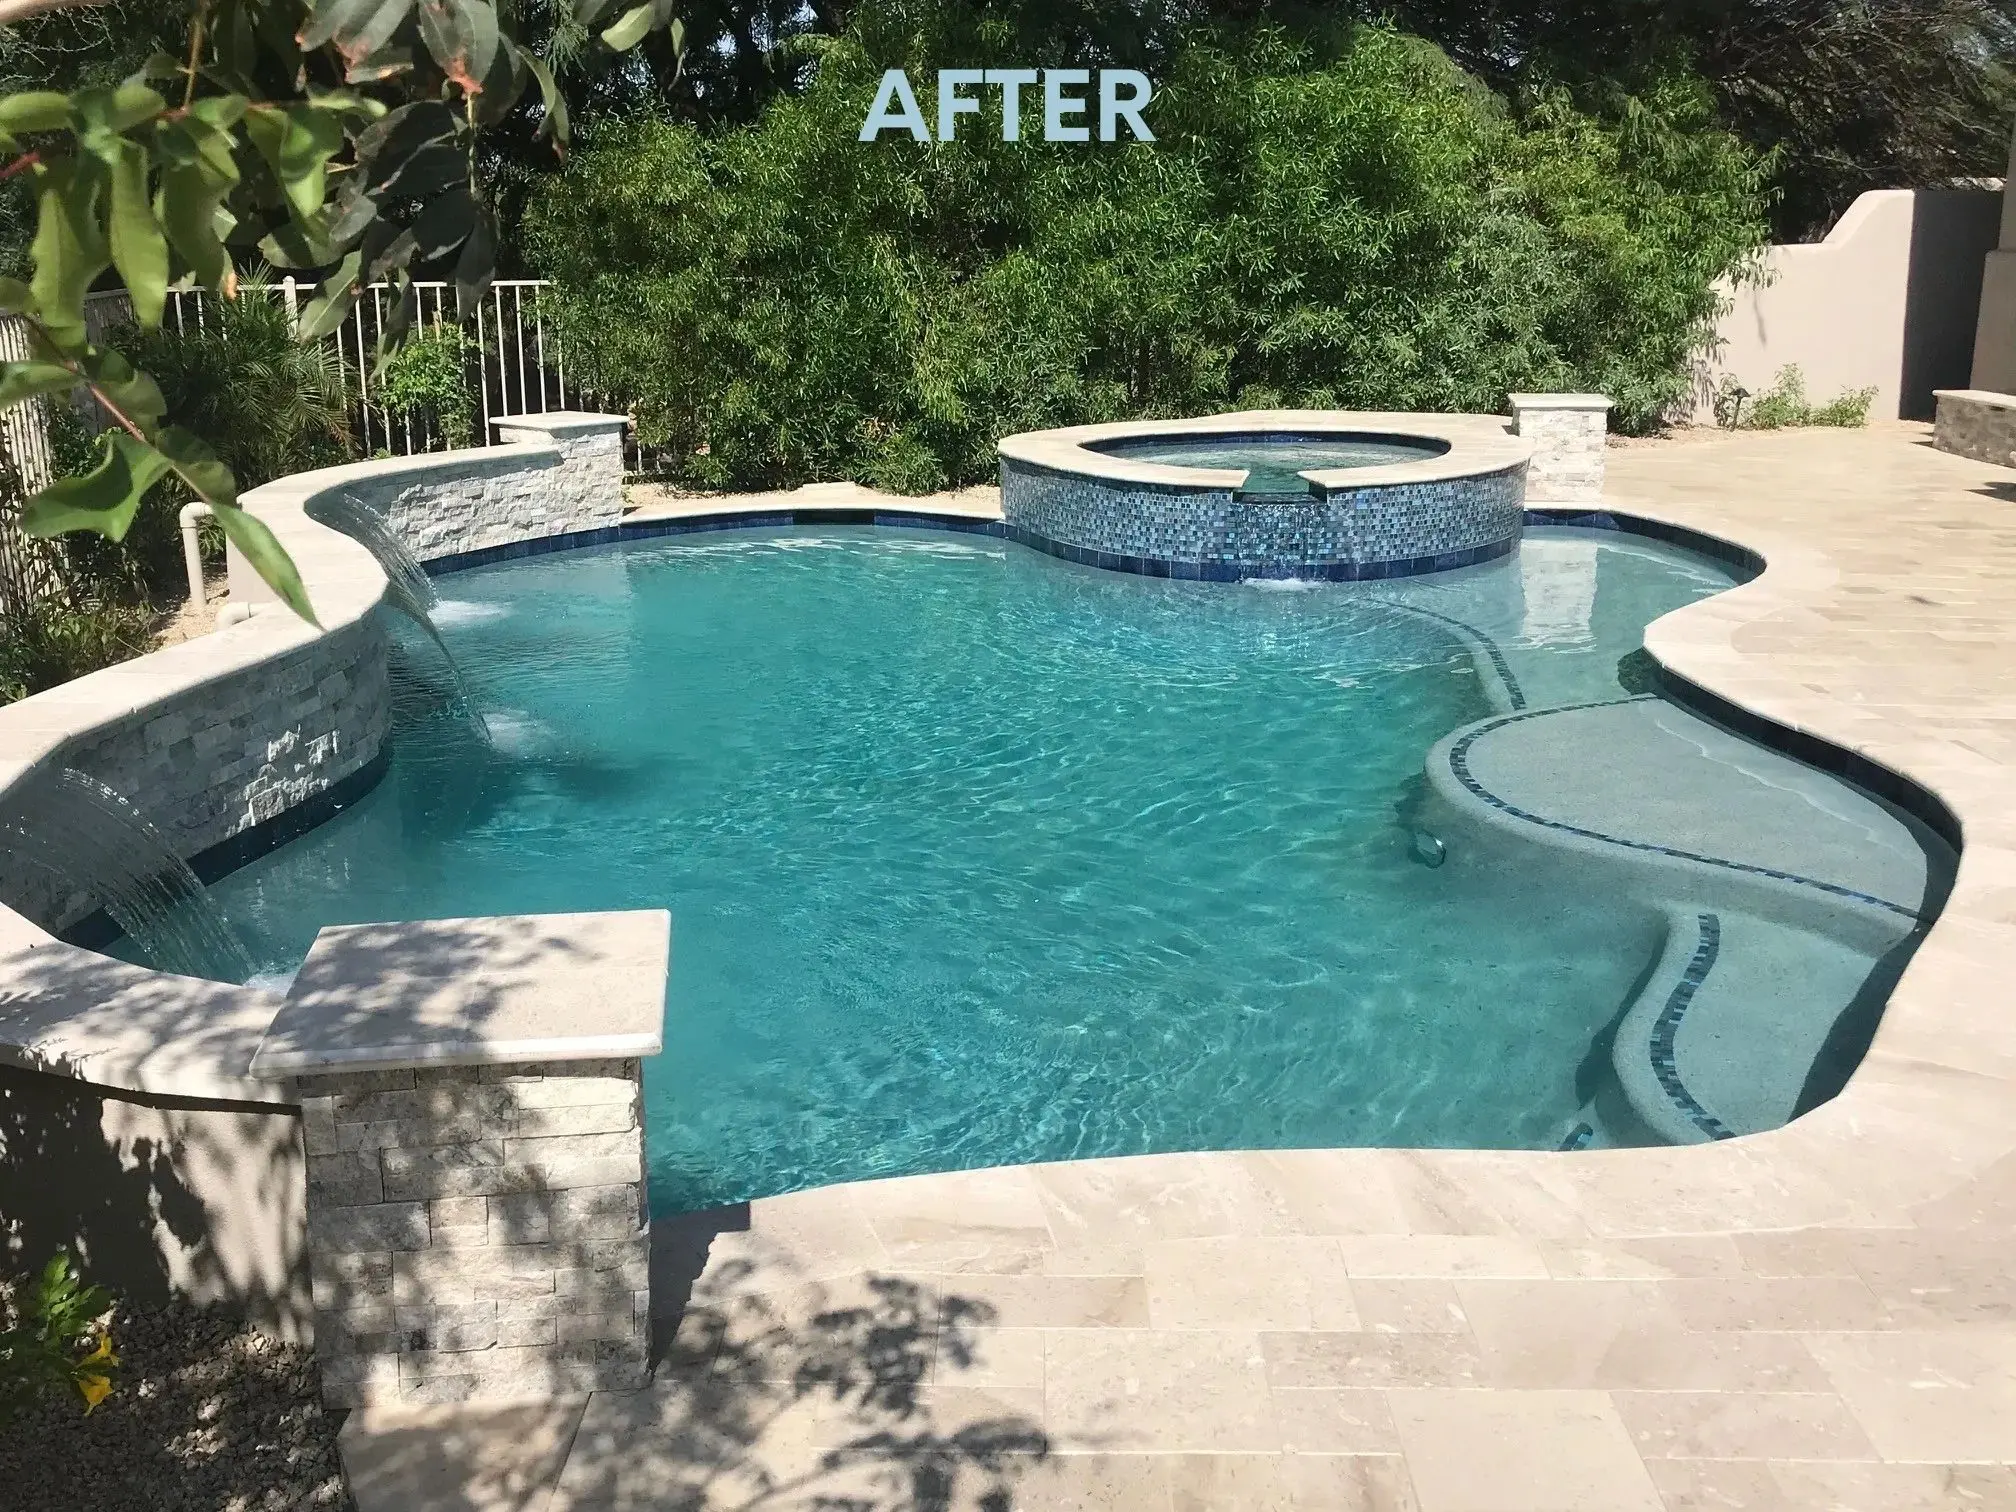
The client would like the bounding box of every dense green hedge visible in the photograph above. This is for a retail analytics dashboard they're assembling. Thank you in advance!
[524,13,1769,493]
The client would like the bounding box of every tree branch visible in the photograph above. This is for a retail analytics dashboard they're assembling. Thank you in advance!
[0,0,108,27]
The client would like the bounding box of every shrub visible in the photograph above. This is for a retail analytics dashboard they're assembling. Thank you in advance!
[0,595,155,705]
[0,1255,118,1425]
[1720,366,1876,430]
[110,286,351,493]
[525,9,1770,492]
[374,326,477,450]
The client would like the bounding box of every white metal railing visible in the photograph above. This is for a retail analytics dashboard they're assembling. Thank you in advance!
[76,277,575,460]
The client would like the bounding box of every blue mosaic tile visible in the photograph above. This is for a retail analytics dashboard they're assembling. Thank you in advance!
[1001,456,1526,578]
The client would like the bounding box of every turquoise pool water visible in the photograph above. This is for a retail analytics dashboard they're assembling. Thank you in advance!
[1090,433,1446,494]
[164,527,1755,1211]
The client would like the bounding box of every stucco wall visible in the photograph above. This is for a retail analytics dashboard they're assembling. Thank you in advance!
[1696,187,2002,423]
[1969,119,2016,394]
[0,1063,310,1339]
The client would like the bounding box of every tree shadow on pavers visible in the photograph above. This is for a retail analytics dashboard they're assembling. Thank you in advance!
[579,1206,1050,1511]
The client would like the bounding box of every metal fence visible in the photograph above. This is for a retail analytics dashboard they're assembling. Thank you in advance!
[0,276,601,616]
[76,276,578,458]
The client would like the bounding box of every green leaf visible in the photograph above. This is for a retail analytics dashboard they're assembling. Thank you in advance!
[187,94,250,130]
[600,2,654,51]
[213,505,317,625]
[409,185,476,260]
[79,347,167,432]
[154,425,240,509]
[67,83,165,138]
[106,139,168,326]
[259,211,336,270]
[451,211,492,319]
[0,92,71,135]
[572,0,617,27]
[107,83,166,132]
[28,159,110,348]
[20,431,172,542]
[417,0,501,92]
[245,105,346,218]
[524,51,568,150]
[161,163,236,290]
[0,277,31,314]
[0,360,76,410]
[296,249,363,339]
[300,0,411,61]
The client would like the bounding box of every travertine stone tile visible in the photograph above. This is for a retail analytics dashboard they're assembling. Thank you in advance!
[1339,1235,1549,1280]
[1646,1459,2016,1512]
[1352,1279,1470,1334]
[1262,1331,1484,1389]
[1656,1276,1894,1332]
[1271,1387,1402,1453]
[1457,1279,1831,1391]
[1044,1328,1278,1452]
[1803,1329,2016,1462]
[1144,1236,1358,1330]
[1387,1388,1661,1512]
[1610,1389,1880,1461]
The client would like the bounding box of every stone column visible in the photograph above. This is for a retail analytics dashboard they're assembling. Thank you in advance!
[1508,394,1613,504]
[490,412,629,532]
[250,910,669,1407]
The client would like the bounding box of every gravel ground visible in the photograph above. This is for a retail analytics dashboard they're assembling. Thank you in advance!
[0,1301,352,1511]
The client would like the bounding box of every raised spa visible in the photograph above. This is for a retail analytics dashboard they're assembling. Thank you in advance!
[999,409,1530,580]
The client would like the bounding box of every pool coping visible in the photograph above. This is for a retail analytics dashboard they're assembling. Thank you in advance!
[996,408,1534,493]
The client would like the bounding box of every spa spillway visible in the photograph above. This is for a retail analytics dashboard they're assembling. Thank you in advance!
[998,410,1532,580]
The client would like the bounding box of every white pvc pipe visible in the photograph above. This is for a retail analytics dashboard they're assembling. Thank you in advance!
[178,501,212,608]
[215,601,260,629]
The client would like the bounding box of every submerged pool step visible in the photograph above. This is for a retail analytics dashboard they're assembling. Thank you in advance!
[1611,905,1896,1144]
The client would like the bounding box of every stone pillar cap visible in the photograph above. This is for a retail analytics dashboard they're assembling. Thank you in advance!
[250,910,668,1079]
[1506,393,1614,409]
[489,412,629,438]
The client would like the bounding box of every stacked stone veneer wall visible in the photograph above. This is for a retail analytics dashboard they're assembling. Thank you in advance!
[3,616,392,934]
[299,1058,649,1405]
[378,415,626,563]
[1509,394,1611,503]
[1932,389,2016,467]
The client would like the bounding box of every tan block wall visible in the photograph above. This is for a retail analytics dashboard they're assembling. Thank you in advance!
[0,1063,310,1339]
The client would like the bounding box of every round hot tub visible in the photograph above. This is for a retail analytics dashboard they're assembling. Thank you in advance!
[998,409,1532,580]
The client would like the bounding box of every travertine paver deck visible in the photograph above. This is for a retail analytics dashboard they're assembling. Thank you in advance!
[343,425,2016,1510]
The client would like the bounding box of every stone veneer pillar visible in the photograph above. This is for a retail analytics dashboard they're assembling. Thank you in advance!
[250,910,669,1407]
[1508,393,1612,503]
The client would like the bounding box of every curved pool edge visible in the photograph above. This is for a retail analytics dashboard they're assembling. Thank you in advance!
[9,429,2016,1397]
[636,437,2016,1245]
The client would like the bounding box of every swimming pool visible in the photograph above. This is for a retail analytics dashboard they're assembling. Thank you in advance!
[125,524,1950,1212]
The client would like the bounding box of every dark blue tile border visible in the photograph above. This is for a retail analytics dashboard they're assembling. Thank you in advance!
[421,508,1518,585]
[1446,697,1924,921]
[1645,919,1741,1145]
[422,509,1008,578]
[999,524,1520,583]
[1649,913,1737,1141]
